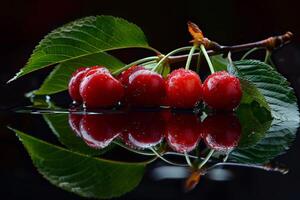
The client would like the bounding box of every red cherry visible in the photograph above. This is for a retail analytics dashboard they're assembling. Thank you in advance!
[79,114,123,149]
[84,66,110,77]
[68,67,90,103]
[202,113,241,152]
[165,68,202,108]
[68,114,83,137]
[79,68,125,108]
[117,65,145,86]
[165,113,202,153]
[121,112,164,149]
[126,69,166,107]
[203,71,242,110]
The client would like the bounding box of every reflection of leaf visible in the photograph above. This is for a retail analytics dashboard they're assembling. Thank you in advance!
[43,113,110,155]
[9,15,151,82]
[230,119,298,163]
[236,102,272,148]
[228,60,299,122]
[35,52,124,95]
[10,128,145,199]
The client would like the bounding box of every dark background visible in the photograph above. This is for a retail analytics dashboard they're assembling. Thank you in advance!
[1,0,300,199]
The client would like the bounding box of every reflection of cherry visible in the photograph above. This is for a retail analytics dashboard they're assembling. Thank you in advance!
[79,114,123,149]
[68,114,83,137]
[121,112,165,149]
[202,113,241,152]
[165,113,202,153]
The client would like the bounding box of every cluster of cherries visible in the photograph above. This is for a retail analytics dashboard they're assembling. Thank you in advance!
[68,65,242,110]
[69,111,241,153]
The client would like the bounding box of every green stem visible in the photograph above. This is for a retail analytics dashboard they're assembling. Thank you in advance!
[264,50,271,63]
[198,149,215,169]
[112,56,158,76]
[185,45,198,70]
[152,46,193,72]
[241,47,263,60]
[200,45,215,74]
[196,50,202,74]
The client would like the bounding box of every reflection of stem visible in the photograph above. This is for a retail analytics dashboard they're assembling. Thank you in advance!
[184,151,193,167]
[150,147,189,167]
[198,149,215,169]
[206,162,289,175]
[113,141,155,156]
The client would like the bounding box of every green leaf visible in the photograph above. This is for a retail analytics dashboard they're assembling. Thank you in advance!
[34,52,124,95]
[10,128,145,199]
[231,118,298,163]
[211,54,229,71]
[236,102,272,148]
[9,15,151,82]
[43,113,111,155]
[228,59,299,122]
[239,79,270,111]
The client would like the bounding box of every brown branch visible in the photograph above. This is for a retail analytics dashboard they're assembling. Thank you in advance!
[168,31,293,64]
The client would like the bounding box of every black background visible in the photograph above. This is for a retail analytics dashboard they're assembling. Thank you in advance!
[1,0,300,199]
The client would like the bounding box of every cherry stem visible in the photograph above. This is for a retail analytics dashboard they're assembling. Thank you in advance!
[112,56,158,76]
[264,50,271,63]
[200,44,215,74]
[185,45,198,70]
[152,46,193,72]
[198,149,215,169]
[196,50,202,74]
[168,32,293,64]
[241,47,263,60]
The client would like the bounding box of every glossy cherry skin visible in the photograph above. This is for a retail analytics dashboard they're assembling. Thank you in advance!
[117,65,145,86]
[203,71,242,110]
[79,114,124,149]
[126,69,166,107]
[121,112,165,149]
[202,113,241,152]
[68,114,83,137]
[165,113,202,153]
[165,68,203,108]
[79,69,125,108]
[68,67,90,103]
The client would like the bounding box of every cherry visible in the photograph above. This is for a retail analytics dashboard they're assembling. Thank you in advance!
[68,114,83,137]
[165,112,202,153]
[126,69,166,107]
[117,65,145,86]
[79,68,125,108]
[202,113,241,152]
[68,67,90,103]
[165,68,202,108]
[79,114,124,149]
[121,112,165,149]
[202,71,242,110]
